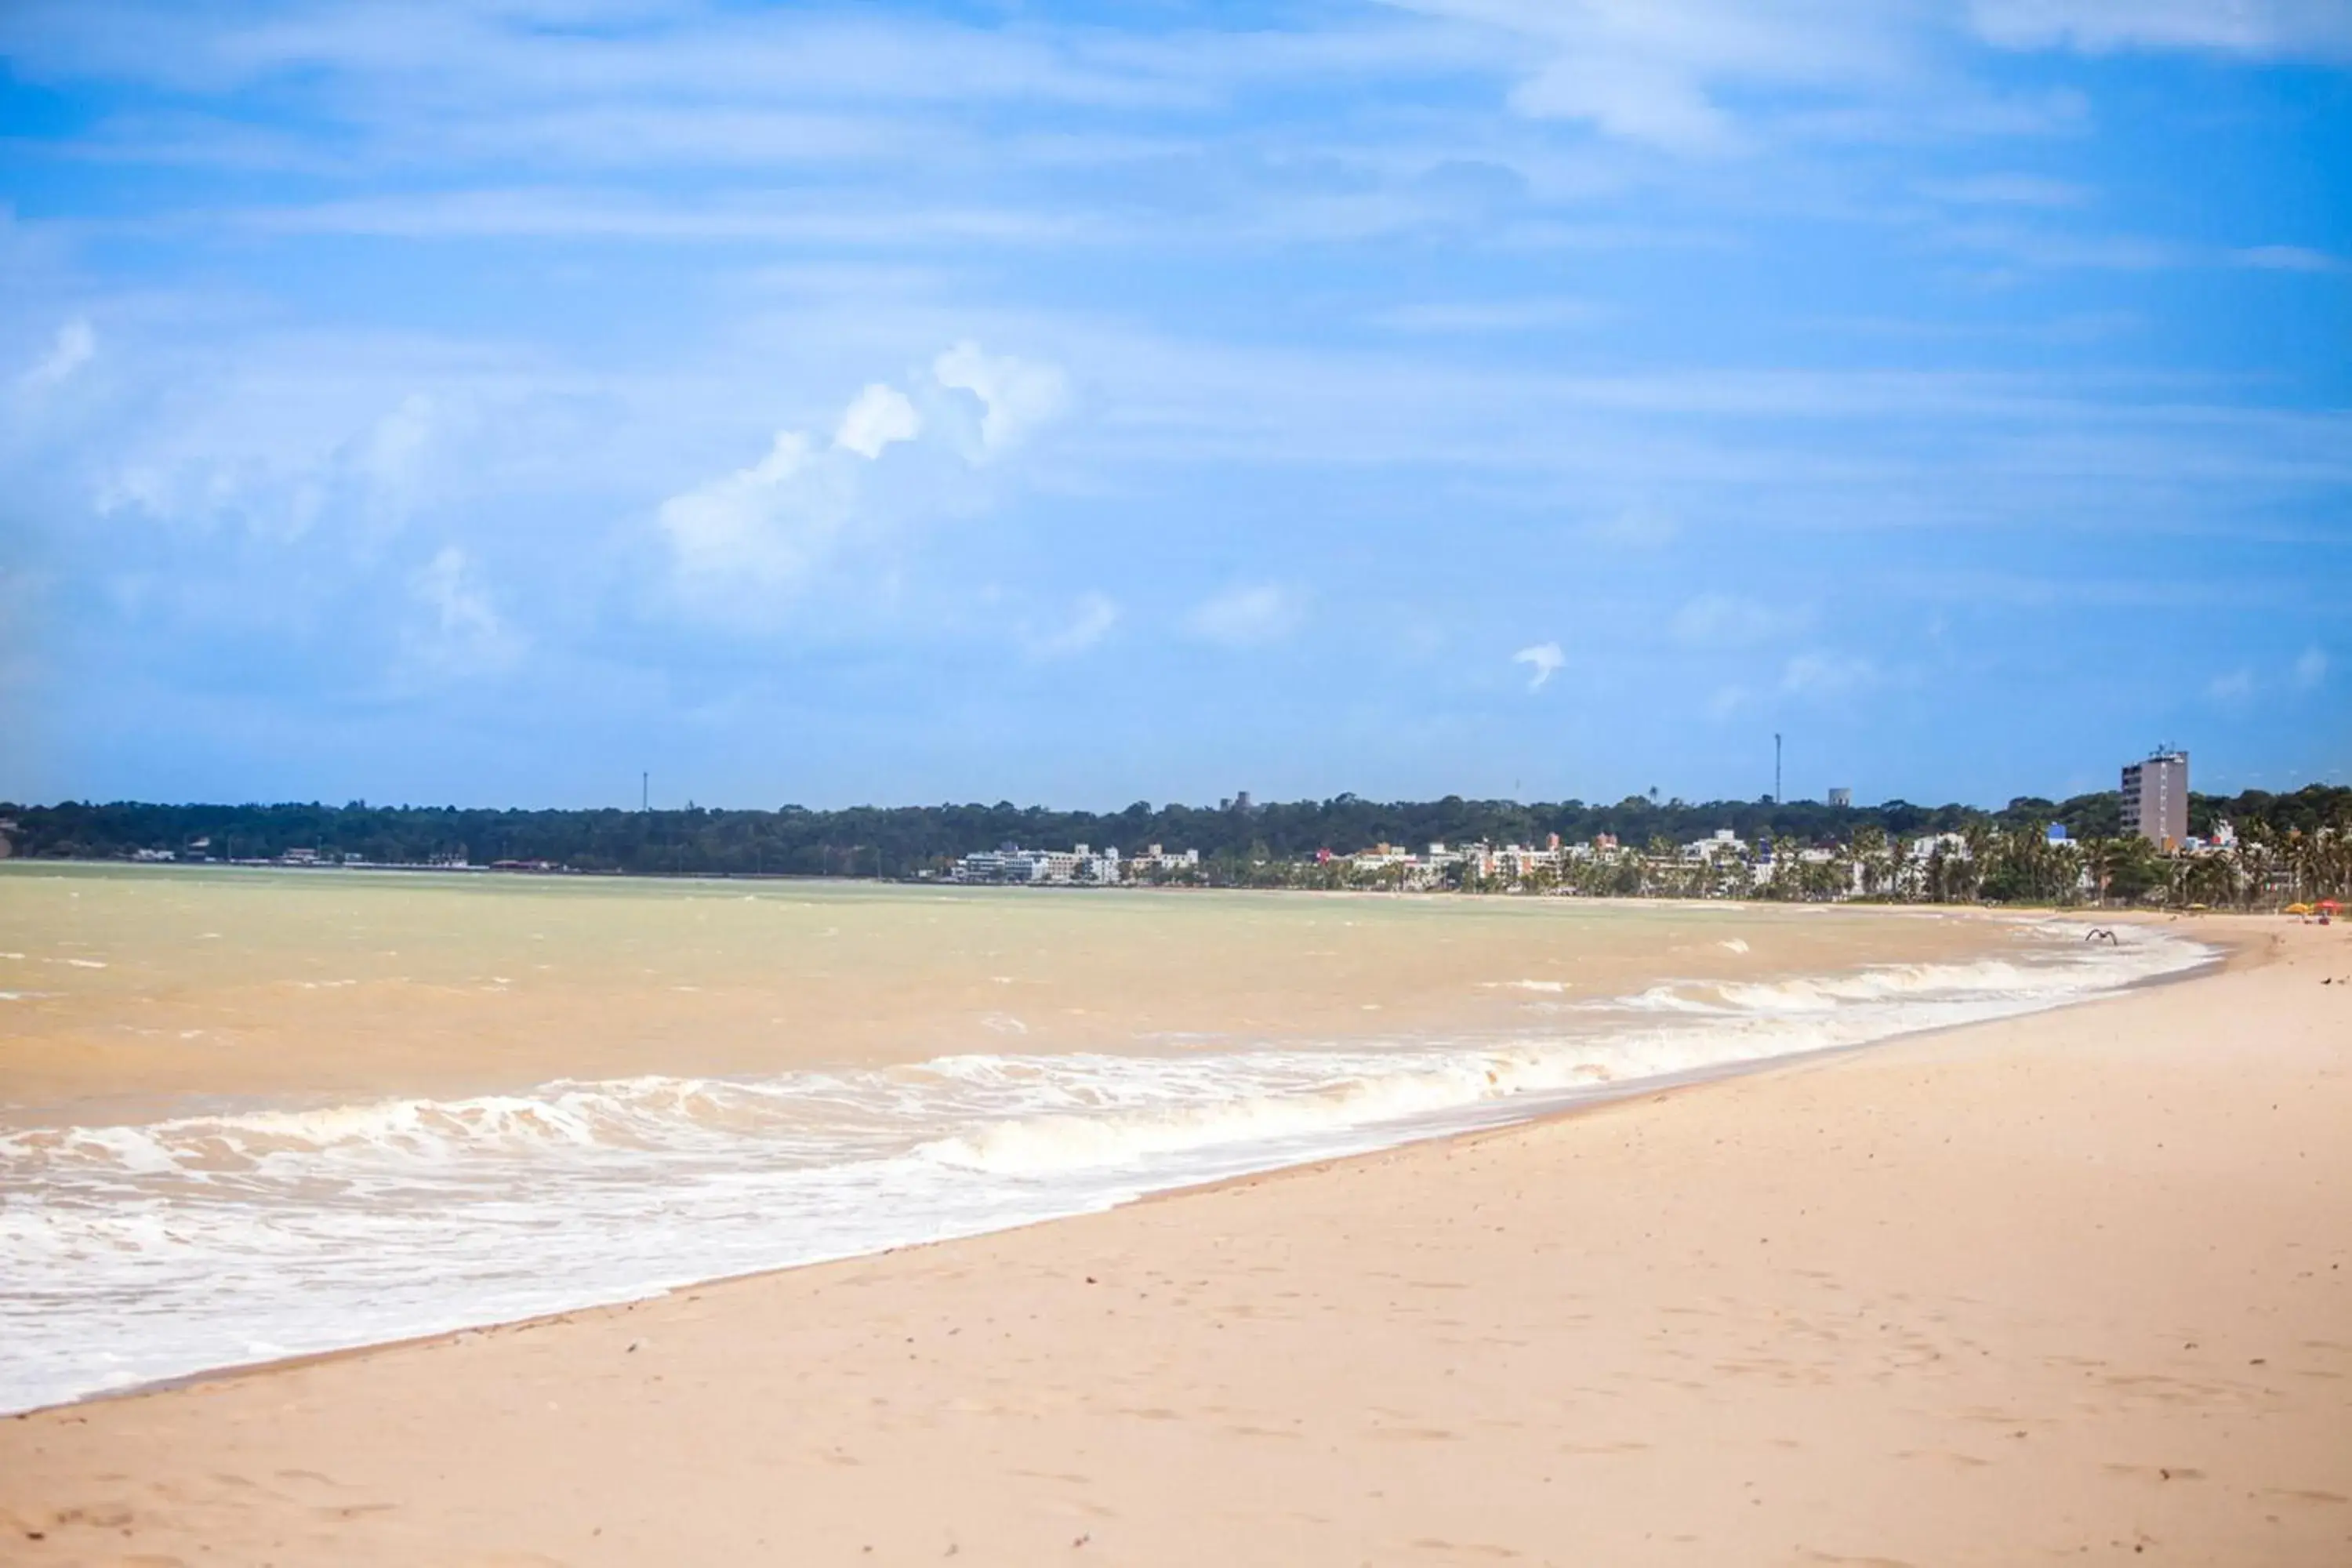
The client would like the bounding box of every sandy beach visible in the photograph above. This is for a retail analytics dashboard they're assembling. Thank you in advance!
[4,914,2347,1564]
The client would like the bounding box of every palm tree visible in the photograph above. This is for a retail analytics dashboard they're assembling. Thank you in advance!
[2227,824,2282,909]
[1851,825,1889,898]
[2083,836,2139,907]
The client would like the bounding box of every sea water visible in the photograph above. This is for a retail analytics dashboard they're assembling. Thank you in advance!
[0,866,2210,1413]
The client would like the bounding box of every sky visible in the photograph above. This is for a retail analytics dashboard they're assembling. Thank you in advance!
[1,0,2347,813]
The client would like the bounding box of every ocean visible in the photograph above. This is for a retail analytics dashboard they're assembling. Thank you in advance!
[0,864,2211,1413]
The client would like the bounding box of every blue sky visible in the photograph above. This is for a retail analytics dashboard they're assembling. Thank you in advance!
[2,1,2347,811]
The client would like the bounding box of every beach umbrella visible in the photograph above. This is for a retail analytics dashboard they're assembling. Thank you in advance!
[2286,903,2313,916]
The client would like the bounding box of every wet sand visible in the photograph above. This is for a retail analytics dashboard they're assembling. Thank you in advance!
[5,914,2347,1565]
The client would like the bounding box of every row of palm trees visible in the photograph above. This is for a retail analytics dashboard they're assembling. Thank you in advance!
[2165,820,2352,909]
[1167,818,2351,908]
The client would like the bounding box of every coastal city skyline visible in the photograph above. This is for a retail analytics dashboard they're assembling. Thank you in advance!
[2,2,2347,811]
[16,747,2350,909]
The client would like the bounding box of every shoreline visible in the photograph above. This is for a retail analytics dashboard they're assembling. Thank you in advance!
[4,915,2343,1563]
[20,909,2245,1420]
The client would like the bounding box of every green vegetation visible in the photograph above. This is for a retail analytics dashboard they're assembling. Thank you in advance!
[3,785,2346,907]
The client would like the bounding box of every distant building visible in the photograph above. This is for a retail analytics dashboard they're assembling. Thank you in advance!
[1684,828,1747,862]
[1907,832,1970,863]
[953,848,1014,884]
[953,842,1128,886]
[2120,750,2189,848]
[2046,824,2068,844]
[1131,844,1200,876]
[1827,787,1852,809]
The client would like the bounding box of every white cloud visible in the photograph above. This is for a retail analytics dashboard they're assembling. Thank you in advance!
[405,544,521,677]
[1933,220,2184,271]
[90,384,452,543]
[659,428,846,593]
[1187,583,1305,648]
[1584,506,1680,548]
[1512,53,1732,152]
[834,382,922,459]
[1671,592,1802,648]
[1707,683,1748,719]
[1028,591,1120,659]
[1512,641,1565,690]
[2293,646,2328,688]
[2232,245,2346,274]
[0,5,1198,110]
[218,187,1092,247]
[932,341,1068,455]
[350,393,437,532]
[1972,0,2352,59]
[657,343,1063,617]
[2206,666,2256,702]
[1920,173,2089,208]
[1780,651,1878,697]
[1392,0,1925,154]
[1373,298,1600,333]
[363,393,433,481]
[20,317,94,392]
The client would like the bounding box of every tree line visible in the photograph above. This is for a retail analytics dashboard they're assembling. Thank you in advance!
[4,785,2346,895]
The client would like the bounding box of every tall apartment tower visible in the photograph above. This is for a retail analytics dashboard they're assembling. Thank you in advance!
[2119,750,2188,848]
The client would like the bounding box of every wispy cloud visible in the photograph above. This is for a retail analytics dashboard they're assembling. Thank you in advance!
[18,317,93,393]
[1671,593,1804,649]
[2206,666,2256,702]
[0,4,1207,109]
[1388,0,1925,154]
[1780,651,1878,698]
[1,0,2344,806]
[1584,506,1681,548]
[208,188,1097,246]
[1919,173,2089,208]
[656,343,1066,622]
[2232,244,2346,274]
[1187,583,1305,648]
[90,381,454,545]
[1931,220,2187,272]
[1370,297,1599,333]
[1971,0,2352,60]
[1027,591,1120,659]
[1513,641,1565,690]
[403,544,522,680]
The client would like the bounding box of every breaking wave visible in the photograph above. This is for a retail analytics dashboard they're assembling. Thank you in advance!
[0,920,2209,1414]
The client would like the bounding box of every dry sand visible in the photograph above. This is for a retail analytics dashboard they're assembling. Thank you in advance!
[5,916,2348,1566]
